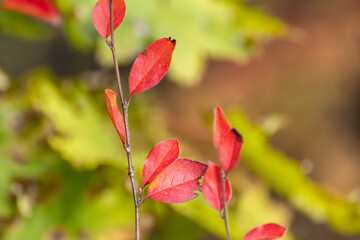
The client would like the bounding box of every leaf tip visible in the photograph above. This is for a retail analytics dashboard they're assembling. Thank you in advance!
[105,88,115,95]
[168,37,176,45]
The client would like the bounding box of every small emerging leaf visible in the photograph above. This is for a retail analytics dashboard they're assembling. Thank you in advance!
[202,161,232,213]
[92,0,126,38]
[219,128,243,173]
[214,107,231,149]
[105,89,125,144]
[129,37,176,96]
[1,0,62,25]
[242,223,286,240]
[142,139,179,186]
[146,158,207,203]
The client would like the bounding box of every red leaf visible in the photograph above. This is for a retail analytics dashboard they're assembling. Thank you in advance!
[213,107,231,149]
[219,128,243,173]
[242,223,286,240]
[145,158,207,203]
[92,0,126,38]
[105,89,125,144]
[142,139,179,187]
[129,37,176,96]
[1,0,62,25]
[202,161,232,212]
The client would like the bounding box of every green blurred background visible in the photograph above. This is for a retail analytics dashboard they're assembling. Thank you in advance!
[0,0,360,239]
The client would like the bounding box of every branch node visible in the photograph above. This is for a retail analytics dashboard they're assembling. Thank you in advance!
[126,146,131,153]
[128,168,136,177]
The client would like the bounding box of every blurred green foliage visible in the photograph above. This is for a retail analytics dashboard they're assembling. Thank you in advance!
[0,10,55,39]
[1,73,294,239]
[228,111,360,233]
[0,101,46,218]
[94,0,286,85]
[0,0,286,85]
[29,73,125,169]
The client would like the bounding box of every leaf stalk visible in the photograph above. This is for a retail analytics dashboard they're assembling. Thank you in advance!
[220,166,231,240]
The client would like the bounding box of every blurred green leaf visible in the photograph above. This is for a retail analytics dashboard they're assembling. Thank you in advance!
[2,146,136,240]
[234,182,293,240]
[0,9,56,39]
[171,183,293,239]
[0,100,48,217]
[28,72,125,169]
[146,208,207,240]
[228,110,360,233]
[56,0,97,51]
[1,0,286,84]
[2,161,91,240]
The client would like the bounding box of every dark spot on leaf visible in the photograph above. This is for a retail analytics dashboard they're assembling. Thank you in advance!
[168,37,176,45]
[231,128,243,142]
[142,50,147,56]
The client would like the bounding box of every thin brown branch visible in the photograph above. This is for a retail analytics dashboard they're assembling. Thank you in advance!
[108,0,140,239]
[220,166,231,240]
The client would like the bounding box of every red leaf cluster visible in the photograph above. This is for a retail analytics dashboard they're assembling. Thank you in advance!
[96,1,286,237]
[92,0,126,38]
[243,223,286,240]
[142,139,207,203]
[1,0,62,25]
[203,109,286,239]
[202,107,243,212]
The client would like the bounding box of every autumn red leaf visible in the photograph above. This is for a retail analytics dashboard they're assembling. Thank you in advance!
[1,0,62,25]
[202,161,232,212]
[105,89,125,144]
[213,107,231,149]
[92,0,126,38]
[142,139,179,187]
[242,223,286,240]
[145,158,207,203]
[219,128,243,173]
[129,37,176,96]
